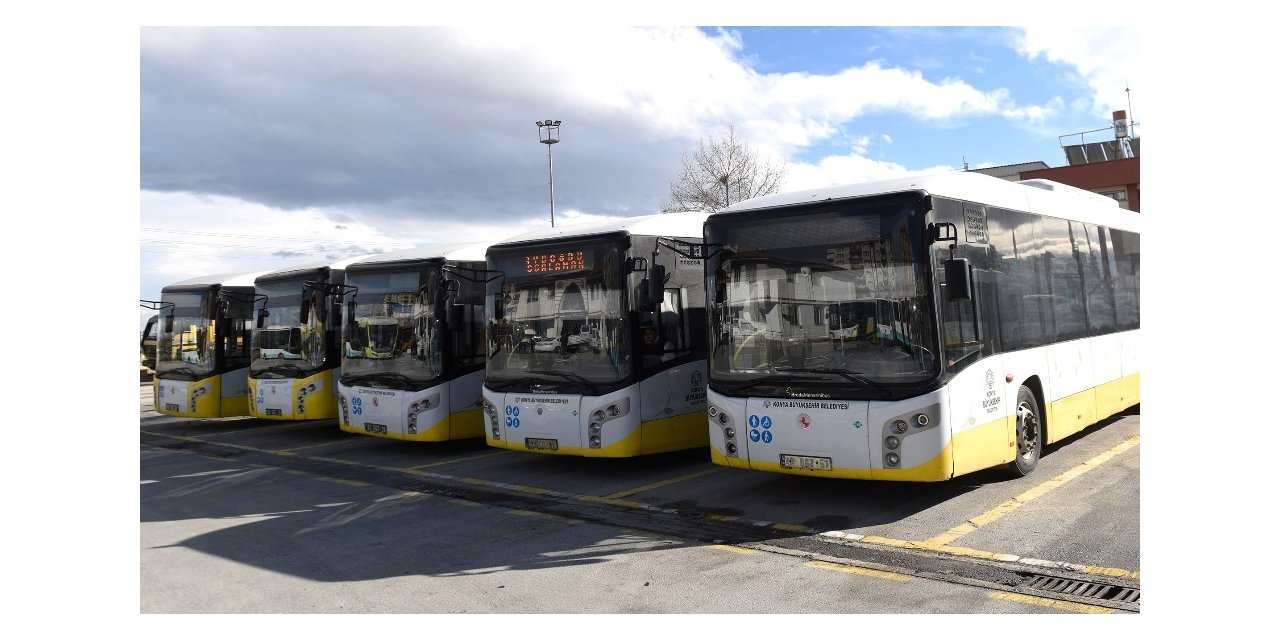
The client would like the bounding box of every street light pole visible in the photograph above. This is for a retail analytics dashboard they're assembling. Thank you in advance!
[536,119,561,227]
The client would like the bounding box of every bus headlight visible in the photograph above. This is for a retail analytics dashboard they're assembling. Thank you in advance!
[892,420,908,434]
[885,436,900,450]
[589,435,601,448]
[726,443,738,455]
[884,452,900,467]
[592,410,606,422]
[589,422,601,435]
[607,404,621,417]
[915,414,929,427]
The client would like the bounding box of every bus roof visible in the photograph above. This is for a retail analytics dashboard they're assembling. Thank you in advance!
[163,270,273,291]
[347,241,492,268]
[254,254,379,283]
[490,211,712,250]
[717,171,1139,233]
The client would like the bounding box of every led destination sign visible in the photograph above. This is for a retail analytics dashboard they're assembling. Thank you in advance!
[523,250,591,274]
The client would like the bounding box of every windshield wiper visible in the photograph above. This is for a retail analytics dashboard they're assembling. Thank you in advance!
[720,373,809,395]
[771,367,895,398]
[485,378,527,391]
[257,363,307,378]
[342,372,419,390]
[158,366,200,381]
[525,369,601,395]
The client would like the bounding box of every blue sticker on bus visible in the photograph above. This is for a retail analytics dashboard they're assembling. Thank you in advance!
[761,416,773,429]
[761,430,773,443]
[506,416,520,428]
[749,429,760,442]
[748,415,760,428]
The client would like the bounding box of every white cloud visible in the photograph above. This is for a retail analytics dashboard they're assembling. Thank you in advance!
[782,153,954,191]
[1014,27,1140,119]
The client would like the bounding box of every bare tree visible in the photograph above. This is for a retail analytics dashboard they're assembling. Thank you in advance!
[665,124,785,213]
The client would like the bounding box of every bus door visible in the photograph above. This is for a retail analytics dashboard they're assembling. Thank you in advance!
[741,397,872,472]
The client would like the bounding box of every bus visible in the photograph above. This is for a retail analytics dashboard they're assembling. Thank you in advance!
[141,271,269,418]
[140,314,159,371]
[248,255,371,421]
[702,172,1139,480]
[482,211,712,457]
[336,242,491,441]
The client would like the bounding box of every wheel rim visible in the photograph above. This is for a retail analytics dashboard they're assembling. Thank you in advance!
[1016,401,1040,459]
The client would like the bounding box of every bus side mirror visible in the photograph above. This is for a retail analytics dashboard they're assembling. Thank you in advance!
[257,307,269,329]
[299,291,311,325]
[945,258,972,300]
[164,315,174,334]
[647,265,666,311]
[435,280,459,319]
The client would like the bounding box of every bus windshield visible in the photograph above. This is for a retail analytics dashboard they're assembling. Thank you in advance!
[486,242,630,393]
[156,291,216,379]
[252,278,326,377]
[340,265,443,389]
[705,201,939,397]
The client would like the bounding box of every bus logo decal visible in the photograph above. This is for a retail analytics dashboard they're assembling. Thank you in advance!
[797,414,812,430]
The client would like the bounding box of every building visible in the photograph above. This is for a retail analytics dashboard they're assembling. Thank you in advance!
[969,110,1140,212]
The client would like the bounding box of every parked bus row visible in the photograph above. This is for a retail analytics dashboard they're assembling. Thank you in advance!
[141,171,1140,482]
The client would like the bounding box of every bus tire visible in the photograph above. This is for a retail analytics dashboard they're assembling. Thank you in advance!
[1008,385,1042,477]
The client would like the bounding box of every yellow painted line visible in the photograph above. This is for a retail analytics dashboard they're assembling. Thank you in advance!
[923,436,1140,547]
[1082,565,1141,580]
[449,499,481,507]
[914,544,1020,562]
[599,467,725,499]
[408,451,503,470]
[861,535,924,549]
[458,477,553,496]
[580,496,650,510]
[507,509,584,524]
[807,560,911,582]
[315,477,369,488]
[276,441,351,453]
[706,513,739,522]
[989,591,1115,614]
[771,523,813,534]
[708,544,757,555]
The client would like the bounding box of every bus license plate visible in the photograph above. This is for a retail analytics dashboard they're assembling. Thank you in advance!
[165,403,179,412]
[525,438,559,451]
[364,423,388,435]
[780,454,832,471]
[266,408,282,416]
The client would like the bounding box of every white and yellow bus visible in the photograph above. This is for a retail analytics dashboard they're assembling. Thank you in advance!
[703,172,1139,480]
[336,243,491,441]
[482,211,712,456]
[248,255,372,421]
[142,271,269,418]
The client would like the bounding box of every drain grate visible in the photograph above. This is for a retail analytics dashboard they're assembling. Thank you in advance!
[1024,575,1140,604]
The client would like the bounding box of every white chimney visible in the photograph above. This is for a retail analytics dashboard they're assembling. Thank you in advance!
[1113,110,1130,139]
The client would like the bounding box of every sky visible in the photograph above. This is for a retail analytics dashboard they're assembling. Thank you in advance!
[138,24,1142,331]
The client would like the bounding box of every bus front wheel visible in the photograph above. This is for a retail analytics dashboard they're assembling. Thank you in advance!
[1008,385,1042,477]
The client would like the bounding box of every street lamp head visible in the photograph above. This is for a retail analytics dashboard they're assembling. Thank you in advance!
[535,119,561,228]
[537,119,561,145]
